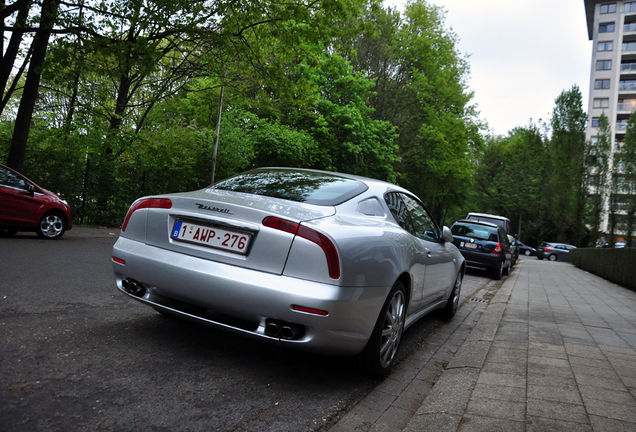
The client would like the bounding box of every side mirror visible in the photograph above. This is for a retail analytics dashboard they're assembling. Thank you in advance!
[515,233,519,239]
[27,184,34,197]
[442,226,453,243]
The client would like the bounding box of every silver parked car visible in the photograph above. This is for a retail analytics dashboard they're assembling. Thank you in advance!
[536,242,576,262]
[111,168,465,375]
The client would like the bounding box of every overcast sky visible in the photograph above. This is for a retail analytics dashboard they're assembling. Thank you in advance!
[385,0,594,136]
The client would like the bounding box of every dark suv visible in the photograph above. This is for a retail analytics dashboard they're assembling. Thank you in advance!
[466,212,519,266]
[451,220,512,280]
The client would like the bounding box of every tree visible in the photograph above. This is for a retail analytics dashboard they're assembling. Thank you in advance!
[548,86,588,245]
[6,0,61,171]
[338,0,483,222]
[585,112,612,245]
[471,126,548,243]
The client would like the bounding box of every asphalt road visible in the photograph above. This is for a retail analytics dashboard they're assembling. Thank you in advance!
[0,227,494,431]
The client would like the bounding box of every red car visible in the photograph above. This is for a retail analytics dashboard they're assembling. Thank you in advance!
[0,163,73,239]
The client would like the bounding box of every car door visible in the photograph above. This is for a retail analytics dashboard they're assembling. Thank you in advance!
[384,192,428,314]
[399,193,455,308]
[0,166,40,226]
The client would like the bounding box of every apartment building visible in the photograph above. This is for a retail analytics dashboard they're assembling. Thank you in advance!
[585,0,636,241]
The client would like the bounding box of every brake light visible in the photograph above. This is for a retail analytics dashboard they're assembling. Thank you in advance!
[112,256,125,265]
[544,247,552,252]
[122,198,172,232]
[491,242,502,255]
[263,216,299,234]
[263,216,341,279]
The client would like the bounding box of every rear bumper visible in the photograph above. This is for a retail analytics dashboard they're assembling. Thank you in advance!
[459,250,502,270]
[112,236,389,356]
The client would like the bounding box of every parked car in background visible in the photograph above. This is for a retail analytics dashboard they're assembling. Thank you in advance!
[536,242,576,262]
[518,241,536,256]
[451,219,512,280]
[615,241,626,248]
[0,163,73,239]
[111,168,465,376]
[465,212,519,266]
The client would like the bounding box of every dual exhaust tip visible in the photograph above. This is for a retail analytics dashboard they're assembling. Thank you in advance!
[122,278,145,297]
[265,320,305,340]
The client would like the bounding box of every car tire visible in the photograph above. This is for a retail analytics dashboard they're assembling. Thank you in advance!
[549,254,557,262]
[358,281,406,376]
[524,250,531,256]
[36,212,66,239]
[492,261,503,280]
[439,272,462,321]
[537,257,543,260]
[0,229,18,237]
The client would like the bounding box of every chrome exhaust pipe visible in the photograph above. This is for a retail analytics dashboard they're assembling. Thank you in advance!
[122,278,145,297]
[280,326,295,340]
[265,322,280,337]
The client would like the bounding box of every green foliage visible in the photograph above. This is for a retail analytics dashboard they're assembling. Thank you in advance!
[586,113,612,244]
[548,86,588,244]
[471,126,548,245]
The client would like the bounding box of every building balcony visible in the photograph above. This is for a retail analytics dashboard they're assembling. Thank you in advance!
[621,63,636,72]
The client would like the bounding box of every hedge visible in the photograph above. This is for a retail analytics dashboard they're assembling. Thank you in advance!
[569,248,636,291]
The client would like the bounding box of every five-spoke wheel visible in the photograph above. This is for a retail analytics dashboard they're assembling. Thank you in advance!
[36,213,66,239]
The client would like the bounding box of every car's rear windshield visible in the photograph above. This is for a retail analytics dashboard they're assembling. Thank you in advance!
[211,169,369,206]
[452,222,498,241]
[467,215,507,231]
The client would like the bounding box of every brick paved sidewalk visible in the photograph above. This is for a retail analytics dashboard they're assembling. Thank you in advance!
[405,259,636,432]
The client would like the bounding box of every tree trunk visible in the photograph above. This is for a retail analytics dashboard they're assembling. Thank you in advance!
[6,0,60,171]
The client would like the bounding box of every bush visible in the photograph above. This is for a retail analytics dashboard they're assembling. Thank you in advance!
[570,248,636,291]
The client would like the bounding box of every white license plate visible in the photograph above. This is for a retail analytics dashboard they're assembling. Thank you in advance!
[171,220,251,254]
[464,242,478,249]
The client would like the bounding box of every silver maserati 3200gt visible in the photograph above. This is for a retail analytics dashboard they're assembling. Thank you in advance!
[112,168,465,375]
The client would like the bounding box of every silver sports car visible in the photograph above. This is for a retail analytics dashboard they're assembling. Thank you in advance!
[112,168,465,375]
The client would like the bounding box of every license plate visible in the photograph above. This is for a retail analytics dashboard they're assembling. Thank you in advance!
[171,220,251,254]
[464,242,477,249]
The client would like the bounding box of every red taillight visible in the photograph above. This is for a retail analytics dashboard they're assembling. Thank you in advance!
[491,242,502,255]
[544,247,552,252]
[262,216,341,279]
[292,305,329,316]
[112,256,125,265]
[262,216,299,234]
[121,198,172,232]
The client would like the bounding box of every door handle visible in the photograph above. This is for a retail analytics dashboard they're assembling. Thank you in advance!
[425,248,432,258]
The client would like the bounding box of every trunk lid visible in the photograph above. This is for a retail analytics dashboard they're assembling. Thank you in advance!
[144,188,335,275]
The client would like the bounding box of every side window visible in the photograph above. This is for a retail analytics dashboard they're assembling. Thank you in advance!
[0,167,27,190]
[384,192,415,234]
[399,194,440,241]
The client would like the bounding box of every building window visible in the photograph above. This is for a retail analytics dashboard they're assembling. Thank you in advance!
[598,41,614,51]
[600,3,617,14]
[593,98,610,108]
[596,60,612,70]
[625,2,636,13]
[592,117,600,127]
[591,137,599,145]
[599,22,615,32]
[595,79,611,89]
[621,62,636,72]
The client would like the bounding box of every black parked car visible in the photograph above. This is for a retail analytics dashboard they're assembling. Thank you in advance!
[465,212,519,267]
[518,241,536,256]
[451,220,513,280]
[536,242,576,262]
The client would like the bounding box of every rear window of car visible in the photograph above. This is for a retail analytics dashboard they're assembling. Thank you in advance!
[211,169,369,206]
[466,214,509,232]
[452,223,499,241]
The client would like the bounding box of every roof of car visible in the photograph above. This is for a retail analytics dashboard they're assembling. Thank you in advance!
[466,212,511,222]
[453,219,501,229]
